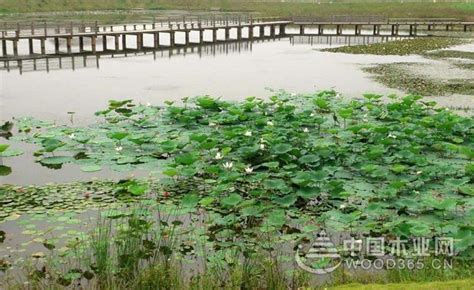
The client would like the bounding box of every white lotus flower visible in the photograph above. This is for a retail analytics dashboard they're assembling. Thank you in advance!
[340,204,346,209]
[214,152,223,160]
[209,122,217,127]
[416,171,423,175]
[115,146,123,152]
[223,162,233,169]
[244,131,252,137]
[69,133,75,139]
[310,113,315,117]
[303,128,309,133]
[291,93,297,97]
[146,102,152,107]
[245,166,253,174]
[260,143,265,150]
[388,133,397,139]
[267,121,274,126]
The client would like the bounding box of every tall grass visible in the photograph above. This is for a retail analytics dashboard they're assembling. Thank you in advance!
[3,204,472,289]
[0,1,473,21]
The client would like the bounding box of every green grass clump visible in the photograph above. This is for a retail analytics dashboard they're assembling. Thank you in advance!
[424,50,474,60]
[330,279,474,290]
[322,38,466,56]
[363,63,474,95]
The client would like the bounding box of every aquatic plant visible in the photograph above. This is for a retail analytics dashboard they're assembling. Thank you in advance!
[363,63,474,96]
[322,38,467,56]
[8,91,474,259]
[424,50,474,60]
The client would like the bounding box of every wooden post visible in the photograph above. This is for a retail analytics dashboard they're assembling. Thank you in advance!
[355,25,360,36]
[299,25,304,35]
[91,35,97,53]
[237,27,242,40]
[29,39,34,54]
[115,35,120,51]
[260,25,265,38]
[54,37,59,53]
[79,37,84,52]
[225,28,229,40]
[279,24,286,36]
[337,25,342,35]
[199,28,203,43]
[212,28,217,42]
[249,16,254,39]
[67,37,72,53]
[13,40,18,57]
[136,33,143,50]
[270,25,275,38]
[2,39,7,56]
[122,34,127,50]
[103,35,107,51]
[41,38,46,54]
[154,32,160,48]
[318,24,324,35]
[170,31,175,47]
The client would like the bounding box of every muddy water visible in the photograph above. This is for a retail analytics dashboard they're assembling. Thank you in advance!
[1,31,472,185]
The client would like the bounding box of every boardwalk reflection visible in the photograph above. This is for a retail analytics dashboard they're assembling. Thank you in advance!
[1,36,285,74]
[2,34,420,74]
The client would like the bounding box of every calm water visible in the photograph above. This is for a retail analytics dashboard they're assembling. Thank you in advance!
[0,31,470,185]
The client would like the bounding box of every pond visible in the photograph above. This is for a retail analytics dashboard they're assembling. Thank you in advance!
[2,31,442,185]
[1,12,473,288]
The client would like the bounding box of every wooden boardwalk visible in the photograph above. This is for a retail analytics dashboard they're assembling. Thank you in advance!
[1,16,473,59]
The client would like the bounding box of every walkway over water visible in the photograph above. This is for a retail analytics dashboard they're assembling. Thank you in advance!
[1,16,473,59]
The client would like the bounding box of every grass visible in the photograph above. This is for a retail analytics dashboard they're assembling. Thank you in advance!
[330,279,474,290]
[322,38,467,56]
[3,204,472,290]
[0,1,473,21]
[363,63,474,96]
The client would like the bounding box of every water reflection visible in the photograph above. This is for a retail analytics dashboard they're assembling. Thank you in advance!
[1,37,284,74]
[1,35,415,74]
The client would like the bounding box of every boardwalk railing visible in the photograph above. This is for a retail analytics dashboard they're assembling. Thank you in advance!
[0,15,283,38]
[292,15,387,24]
[1,16,473,59]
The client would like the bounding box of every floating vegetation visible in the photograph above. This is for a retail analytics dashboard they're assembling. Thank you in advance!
[363,63,474,96]
[454,62,474,70]
[6,91,474,259]
[322,38,467,55]
[1,91,474,289]
[424,50,474,60]
[0,180,155,221]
